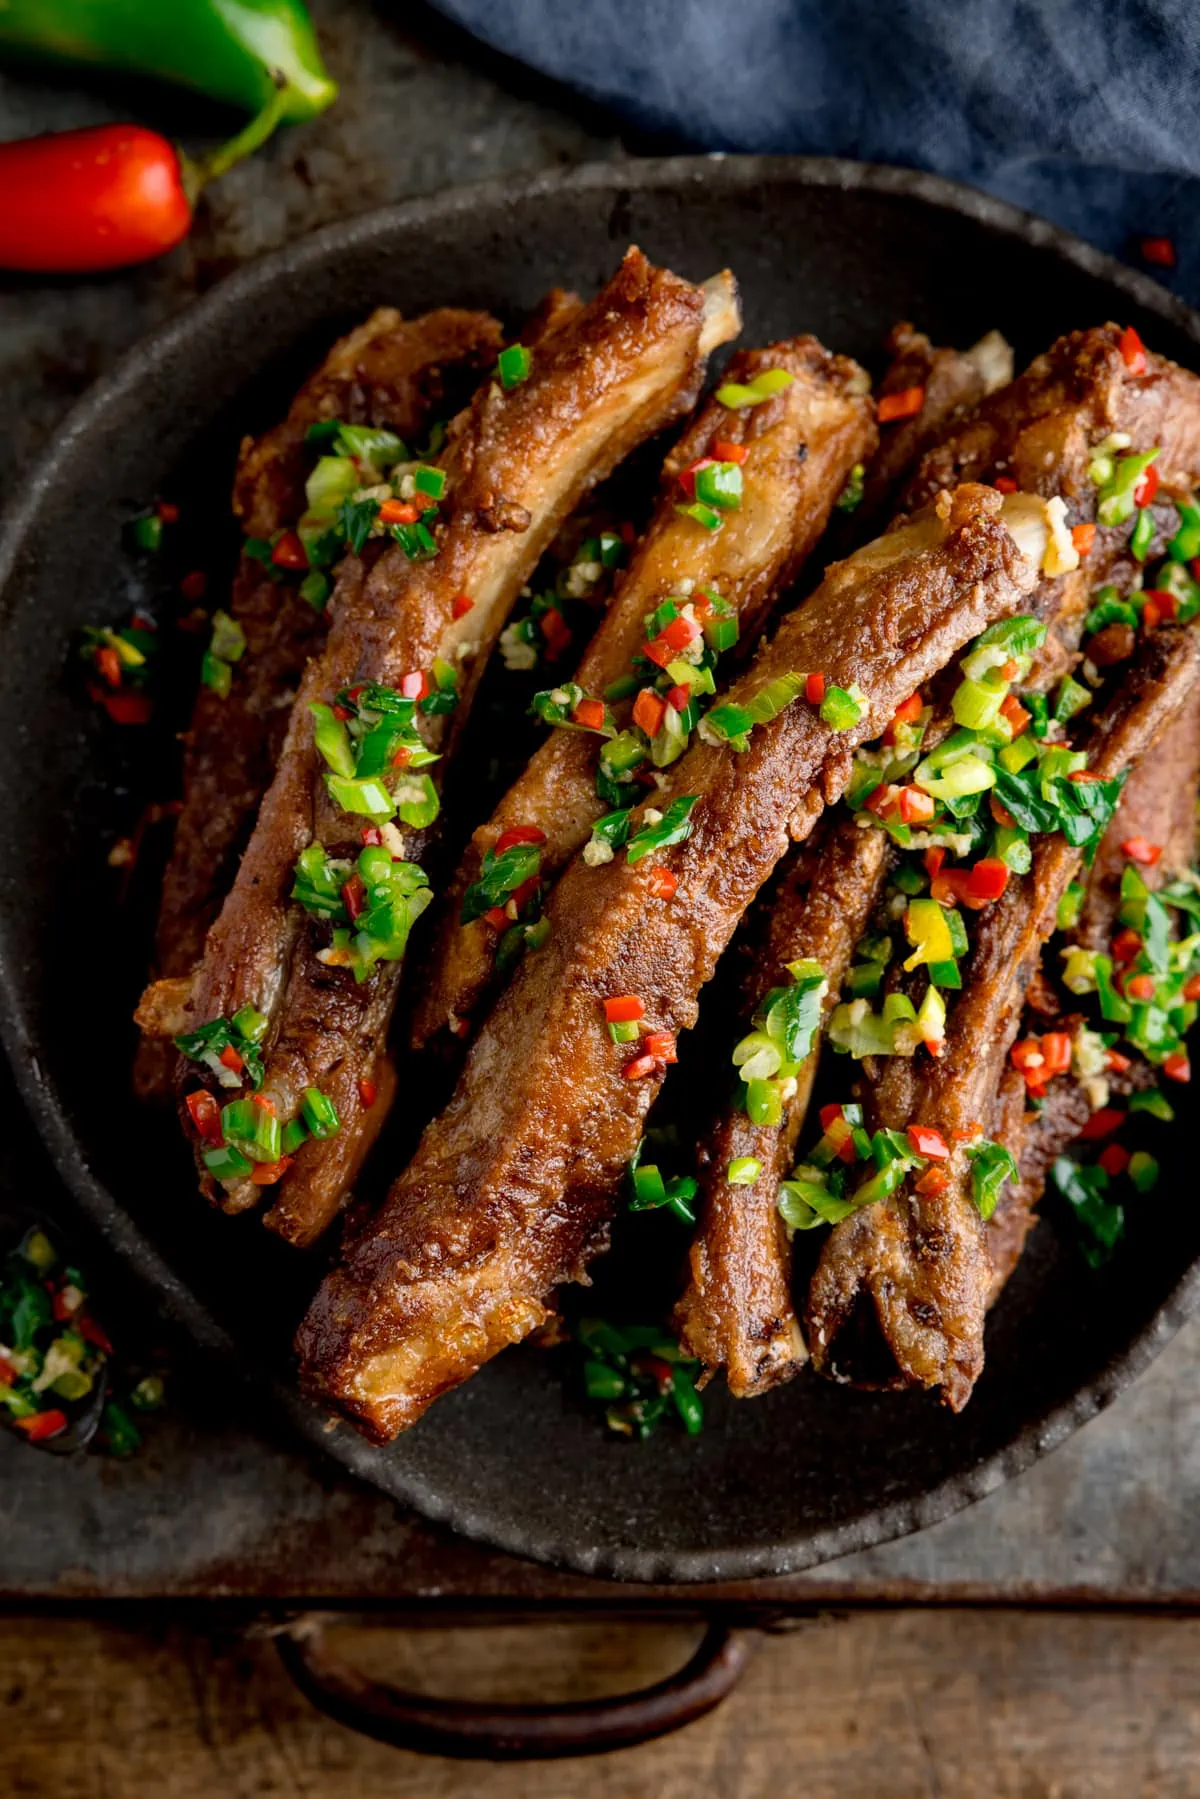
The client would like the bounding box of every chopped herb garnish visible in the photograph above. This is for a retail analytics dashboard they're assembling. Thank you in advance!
[626,796,698,864]
[293,841,433,981]
[392,519,438,562]
[575,1317,704,1439]
[835,462,866,512]
[964,1137,1018,1221]
[715,368,795,409]
[174,1014,266,1090]
[1051,1155,1124,1265]
[310,684,440,828]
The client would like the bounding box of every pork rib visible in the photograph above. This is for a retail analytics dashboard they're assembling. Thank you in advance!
[172,249,742,1247]
[984,680,1200,1295]
[410,336,877,1052]
[806,624,1200,1409]
[679,323,1200,1396]
[296,483,1041,1441]
[133,307,502,1100]
[673,326,1008,1395]
[673,819,891,1395]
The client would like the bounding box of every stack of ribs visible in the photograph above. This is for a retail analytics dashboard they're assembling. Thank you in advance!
[132,249,1200,1443]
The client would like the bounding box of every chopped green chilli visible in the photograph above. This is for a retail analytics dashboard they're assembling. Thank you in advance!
[626,796,698,864]
[496,343,532,389]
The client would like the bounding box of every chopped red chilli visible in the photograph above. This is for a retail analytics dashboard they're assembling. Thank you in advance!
[270,530,308,569]
[604,995,645,1024]
[1139,236,1176,267]
[907,1125,950,1159]
[1119,325,1147,374]
[877,386,925,422]
[622,1053,658,1081]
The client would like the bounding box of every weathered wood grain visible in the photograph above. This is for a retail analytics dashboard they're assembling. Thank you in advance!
[4,1611,1200,1798]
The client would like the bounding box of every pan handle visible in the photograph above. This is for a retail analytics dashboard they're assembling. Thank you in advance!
[276,1616,754,1760]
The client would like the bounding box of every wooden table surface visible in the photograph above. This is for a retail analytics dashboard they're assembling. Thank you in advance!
[3,3,1200,1791]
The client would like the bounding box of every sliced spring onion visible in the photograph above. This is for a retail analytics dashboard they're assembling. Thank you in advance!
[304,454,359,517]
[413,464,446,499]
[325,773,396,822]
[220,1098,281,1164]
[301,1088,340,1139]
[391,520,438,562]
[715,369,795,409]
[299,570,331,611]
[952,674,1006,732]
[960,615,1046,681]
[209,610,246,664]
[1129,1088,1174,1122]
[201,651,232,698]
[1130,507,1156,561]
[333,424,406,471]
[674,500,723,531]
[626,796,697,864]
[1096,447,1159,527]
[203,1143,254,1184]
[394,772,440,829]
[727,1157,762,1185]
[778,1175,855,1231]
[1168,498,1200,562]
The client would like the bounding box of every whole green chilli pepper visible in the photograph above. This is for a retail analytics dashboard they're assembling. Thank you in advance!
[0,0,337,124]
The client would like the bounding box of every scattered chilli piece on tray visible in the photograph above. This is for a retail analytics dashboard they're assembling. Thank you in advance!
[96,257,1200,1445]
[0,1228,164,1455]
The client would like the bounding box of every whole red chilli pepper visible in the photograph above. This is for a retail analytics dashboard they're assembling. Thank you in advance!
[0,125,192,272]
[0,84,288,273]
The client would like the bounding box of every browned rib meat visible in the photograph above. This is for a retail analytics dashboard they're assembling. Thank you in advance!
[696,326,1200,1399]
[985,680,1200,1295]
[839,324,1006,540]
[171,250,741,1248]
[905,324,1200,513]
[296,483,1039,1441]
[410,337,877,1052]
[674,821,891,1395]
[1073,685,1200,951]
[983,1068,1088,1301]
[806,624,1200,1409]
[673,328,1006,1396]
[133,307,502,1102]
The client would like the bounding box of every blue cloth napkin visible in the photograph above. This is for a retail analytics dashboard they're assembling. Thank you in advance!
[432,0,1200,302]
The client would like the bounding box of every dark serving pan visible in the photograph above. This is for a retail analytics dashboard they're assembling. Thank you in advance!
[2,156,1198,1588]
